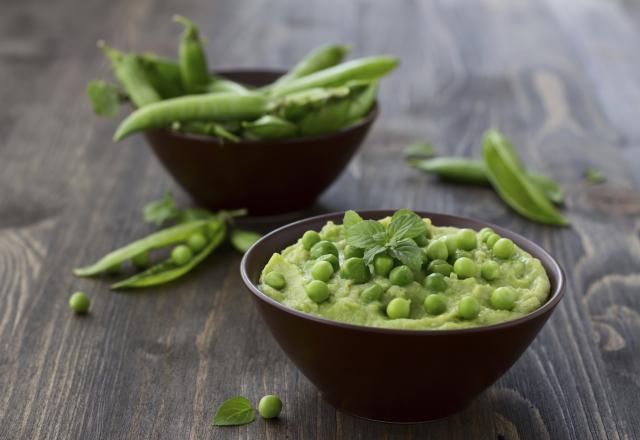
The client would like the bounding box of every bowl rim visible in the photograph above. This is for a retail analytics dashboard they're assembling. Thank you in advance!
[147,68,379,146]
[240,210,566,335]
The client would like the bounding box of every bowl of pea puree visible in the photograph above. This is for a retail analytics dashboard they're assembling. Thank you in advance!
[240,209,565,422]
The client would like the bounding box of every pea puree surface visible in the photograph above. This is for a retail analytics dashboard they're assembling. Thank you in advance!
[259,217,550,330]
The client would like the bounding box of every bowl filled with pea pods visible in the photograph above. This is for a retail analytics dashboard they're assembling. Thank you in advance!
[88,16,398,215]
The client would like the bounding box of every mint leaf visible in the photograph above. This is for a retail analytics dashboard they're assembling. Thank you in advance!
[212,396,255,426]
[387,210,427,242]
[345,220,386,249]
[389,238,423,271]
[363,245,387,265]
[343,210,363,229]
[585,167,606,184]
[143,192,180,226]
[86,80,122,117]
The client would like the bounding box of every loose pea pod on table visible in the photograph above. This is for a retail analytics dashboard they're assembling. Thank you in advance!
[408,156,565,203]
[111,219,226,289]
[482,129,569,226]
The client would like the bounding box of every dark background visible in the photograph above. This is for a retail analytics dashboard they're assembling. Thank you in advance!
[1,0,639,438]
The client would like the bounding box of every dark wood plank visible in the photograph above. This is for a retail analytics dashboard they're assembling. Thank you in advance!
[0,0,639,439]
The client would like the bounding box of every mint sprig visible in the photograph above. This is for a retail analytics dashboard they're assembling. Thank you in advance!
[343,210,427,271]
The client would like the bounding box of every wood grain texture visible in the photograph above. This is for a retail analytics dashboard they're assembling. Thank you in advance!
[1,0,639,438]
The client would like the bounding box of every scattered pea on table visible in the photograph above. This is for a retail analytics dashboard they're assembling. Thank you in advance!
[69,292,91,314]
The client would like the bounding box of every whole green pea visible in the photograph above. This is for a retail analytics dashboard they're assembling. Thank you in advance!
[386,297,411,319]
[481,260,500,280]
[187,232,208,252]
[69,291,90,314]
[444,235,458,255]
[317,254,339,271]
[258,395,283,419]
[301,230,321,250]
[478,227,494,242]
[389,265,414,286]
[360,283,383,303]
[456,228,477,251]
[423,273,447,292]
[414,234,429,247]
[486,233,501,248]
[132,251,150,269]
[171,245,193,266]
[424,294,447,315]
[340,257,370,284]
[373,254,394,277]
[453,257,477,279]
[305,280,330,303]
[264,271,286,289]
[343,245,364,259]
[426,239,448,261]
[311,260,334,282]
[427,259,453,276]
[492,238,515,259]
[490,287,518,310]
[310,240,339,259]
[458,296,480,319]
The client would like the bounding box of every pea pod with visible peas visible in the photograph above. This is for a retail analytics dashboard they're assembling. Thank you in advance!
[111,219,226,289]
[482,129,569,226]
[174,15,210,93]
[113,92,268,141]
[73,219,213,277]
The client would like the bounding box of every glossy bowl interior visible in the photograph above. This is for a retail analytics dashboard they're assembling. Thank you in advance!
[240,210,565,423]
[144,70,378,216]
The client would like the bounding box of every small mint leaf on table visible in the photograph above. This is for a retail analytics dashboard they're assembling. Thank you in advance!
[143,192,180,226]
[212,396,256,426]
[403,142,437,159]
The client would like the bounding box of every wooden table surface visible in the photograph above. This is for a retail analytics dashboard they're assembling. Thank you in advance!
[2,0,639,438]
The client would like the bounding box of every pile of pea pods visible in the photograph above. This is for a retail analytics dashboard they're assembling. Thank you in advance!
[87,15,398,142]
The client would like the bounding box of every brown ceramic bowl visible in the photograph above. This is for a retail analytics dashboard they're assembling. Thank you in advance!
[143,70,378,216]
[240,210,565,423]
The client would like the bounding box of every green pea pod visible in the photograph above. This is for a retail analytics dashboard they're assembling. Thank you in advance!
[270,56,398,97]
[408,157,489,185]
[174,15,210,93]
[207,77,250,95]
[296,95,352,136]
[345,81,377,123]
[271,86,350,120]
[113,93,268,141]
[408,156,564,204]
[482,130,569,226]
[528,172,565,204]
[172,121,240,142]
[269,44,351,89]
[111,220,226,289]
[138,54,185,98]
[99,41,161,107]
[73,219,211,277]
[242,115,297,140]
[230,229,262,253]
